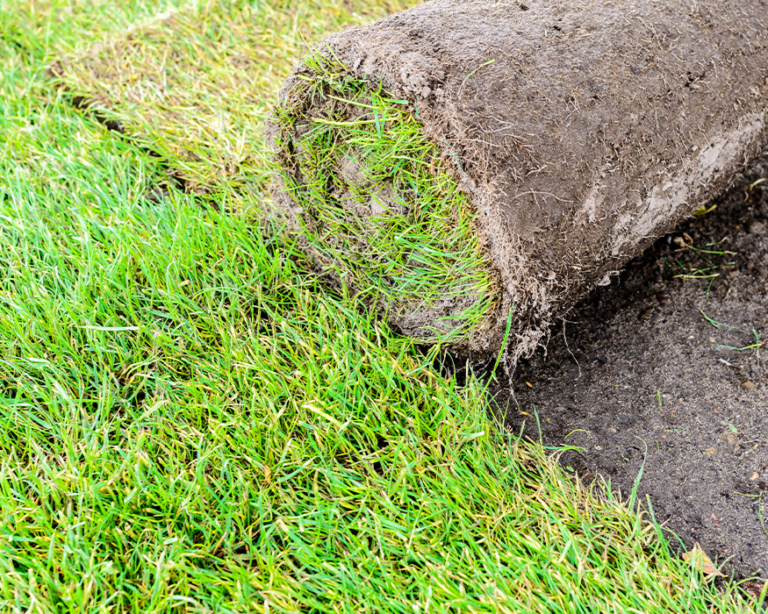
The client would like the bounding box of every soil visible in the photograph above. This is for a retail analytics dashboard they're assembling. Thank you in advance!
[492,158,768,579]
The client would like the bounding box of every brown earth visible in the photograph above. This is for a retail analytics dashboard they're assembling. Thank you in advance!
[493,157,768,580]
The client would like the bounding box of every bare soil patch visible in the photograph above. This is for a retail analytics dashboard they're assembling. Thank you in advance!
[495,158,768,579]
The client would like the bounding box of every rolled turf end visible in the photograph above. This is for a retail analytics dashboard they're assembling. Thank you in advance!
[269,52,505,355]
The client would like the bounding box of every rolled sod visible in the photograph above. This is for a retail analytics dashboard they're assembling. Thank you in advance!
[270,0,768,358]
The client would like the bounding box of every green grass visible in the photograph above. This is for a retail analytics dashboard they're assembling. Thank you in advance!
[0,0,762,611]
[272,53,498,344]
[49,0,416,194]
[52,0,497,344]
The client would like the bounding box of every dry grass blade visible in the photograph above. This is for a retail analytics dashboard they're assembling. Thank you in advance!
[683,543,725,578]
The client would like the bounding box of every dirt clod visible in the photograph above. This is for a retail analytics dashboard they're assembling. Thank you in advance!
[741,580,766,598]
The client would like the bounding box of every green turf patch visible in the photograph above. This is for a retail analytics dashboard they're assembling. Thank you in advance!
[272,54,499,344]
[0,0,186,62]
[50,0,419,194]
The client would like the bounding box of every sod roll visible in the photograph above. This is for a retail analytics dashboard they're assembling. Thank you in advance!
[270,0,768,359]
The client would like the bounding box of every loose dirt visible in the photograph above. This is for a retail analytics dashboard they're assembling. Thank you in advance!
[494,158,768,579]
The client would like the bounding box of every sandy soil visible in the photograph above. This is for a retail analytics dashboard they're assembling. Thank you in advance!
[494,157,768,579]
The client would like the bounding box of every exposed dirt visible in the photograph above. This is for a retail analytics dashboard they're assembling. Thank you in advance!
[494,158,768,580]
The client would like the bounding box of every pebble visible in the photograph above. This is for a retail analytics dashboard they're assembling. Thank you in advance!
[742,381,756,392]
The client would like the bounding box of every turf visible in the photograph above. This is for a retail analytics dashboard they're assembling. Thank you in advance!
[49,0,417,194]
[0,0,762,611]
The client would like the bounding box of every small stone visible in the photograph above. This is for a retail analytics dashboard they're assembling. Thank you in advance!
[726,434,737,445]
[751,221,767,235]
[751,472,760,481]
[709,337,716,343]
[742,381,756,392]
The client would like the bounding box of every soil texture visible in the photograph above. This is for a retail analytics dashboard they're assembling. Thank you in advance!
[496,158,768,579]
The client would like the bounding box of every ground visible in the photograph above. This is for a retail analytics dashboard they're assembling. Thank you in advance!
[500,157,768,579]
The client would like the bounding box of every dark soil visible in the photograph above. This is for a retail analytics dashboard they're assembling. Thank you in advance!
[494,157,768,580]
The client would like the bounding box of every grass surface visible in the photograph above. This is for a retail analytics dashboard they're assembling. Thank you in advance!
[50,0,415,194]
[0,0,762,611]
[53,0,499,344]
[272,54,498,343]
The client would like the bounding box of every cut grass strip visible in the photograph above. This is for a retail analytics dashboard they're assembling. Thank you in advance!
[50,0,419,194]
[272,54,499,344]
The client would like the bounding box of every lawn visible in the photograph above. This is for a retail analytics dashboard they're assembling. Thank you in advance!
[0,0,760,611]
